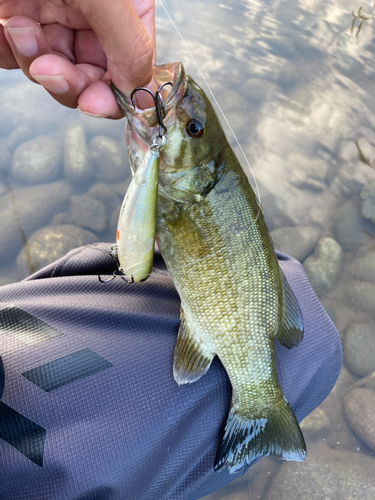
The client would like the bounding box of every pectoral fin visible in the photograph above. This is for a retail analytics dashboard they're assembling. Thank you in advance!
[173,307,214,384]
[275,271,304,349]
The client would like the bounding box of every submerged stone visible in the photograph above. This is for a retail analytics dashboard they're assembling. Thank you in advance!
[360,180,375,224]
[64,122,93,184]
[343,323,375,377]
[303,237,343,296]
[70,196,107,232]
[270,225,321,261]
[17,224,96,276]
[12,136,63,185]
[264,441,375,500]
[90,136,129,183]
[345,281,375,316]
[343,388,375,452]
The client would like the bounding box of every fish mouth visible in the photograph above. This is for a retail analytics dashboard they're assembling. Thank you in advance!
[111,62,186,144]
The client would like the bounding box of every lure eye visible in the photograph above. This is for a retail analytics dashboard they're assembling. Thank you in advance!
[186,119,205,138]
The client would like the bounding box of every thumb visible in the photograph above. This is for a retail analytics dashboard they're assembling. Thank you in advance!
[77,0,156,97]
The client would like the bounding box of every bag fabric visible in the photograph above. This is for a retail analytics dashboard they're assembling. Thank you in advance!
[0,243,342,500]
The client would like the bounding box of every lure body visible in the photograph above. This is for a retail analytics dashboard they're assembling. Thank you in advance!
[116,145,159,282]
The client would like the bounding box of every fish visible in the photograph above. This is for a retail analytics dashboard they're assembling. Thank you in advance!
[112,61,306,473]
[115,143,160,282]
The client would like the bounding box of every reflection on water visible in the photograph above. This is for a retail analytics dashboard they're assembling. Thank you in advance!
[1,0,375,497]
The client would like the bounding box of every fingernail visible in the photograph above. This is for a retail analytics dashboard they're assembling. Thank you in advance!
[78,106,107,118]
[32,75,70,94]
[6,27,38,57]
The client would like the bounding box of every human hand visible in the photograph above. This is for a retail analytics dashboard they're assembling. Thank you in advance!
[0,0,156,118]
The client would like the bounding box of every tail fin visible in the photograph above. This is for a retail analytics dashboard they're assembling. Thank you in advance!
[214,398,306,473]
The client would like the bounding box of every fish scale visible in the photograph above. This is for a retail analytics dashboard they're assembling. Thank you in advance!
[113,61,306,473]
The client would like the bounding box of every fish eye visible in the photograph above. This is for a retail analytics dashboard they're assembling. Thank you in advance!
[186,119,205,138]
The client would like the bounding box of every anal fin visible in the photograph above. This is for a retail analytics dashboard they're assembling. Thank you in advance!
[275,271,304,349]
[173,307,214,385]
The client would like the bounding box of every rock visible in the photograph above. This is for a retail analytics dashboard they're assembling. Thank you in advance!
[343,324,375,377]
[345,281,375,316]
[360,180,375,223]
[300,407,331,437]
[270,225,321,261]
[64,122,93,183]
[90,136,129,183]
[320,366,362,453]
[338,162,374,197]
[240,78,279,106]
[17,224,97,276]
[12,136,63,184]
[289,153,335,192]
[79,114,124,141]
[87,181,127,215]
[7,126,33,152]
[264,441,375,500]
[343,388,375,452]
[0,139,12,172]
[350,253,375,284]
[0,181,70,264]
[333,200,374,252]
[303,237,343,296]
[70,196,107,232]
[0,82,68,135]
[257,182,295,231]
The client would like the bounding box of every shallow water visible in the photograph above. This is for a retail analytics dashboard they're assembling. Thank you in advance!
[1,0,375,498]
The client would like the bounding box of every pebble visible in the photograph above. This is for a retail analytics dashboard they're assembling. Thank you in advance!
[240,78,279,106]
[343,324,375,377]
[79,114,124,141]
[338,162,374,197]
[360,180,375,223]
[303,237,343,296]
[87,182,127,215]
[12,136,63,184]
[7,126,33,152]
[0,181,70,265]
[343,388,375,452]
[70,196,107,232]
[350,253,375,284]
[17,224,97,276]
[264,441,375,499]
[333,200,373,252]
[90,136,129,183]
[269,225,321,261]
[64,122,93,184]
[345,280,375,316]
[0,82,68,135]
[0,139,12,172]
[300,407,331,437]
[289,153,335,192]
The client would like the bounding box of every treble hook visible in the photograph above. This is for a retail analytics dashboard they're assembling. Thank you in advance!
[130,82,173,139]
[98,245,135,284]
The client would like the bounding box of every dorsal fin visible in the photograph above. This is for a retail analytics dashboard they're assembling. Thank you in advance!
[173,307,214,385]
[275,271,304,349]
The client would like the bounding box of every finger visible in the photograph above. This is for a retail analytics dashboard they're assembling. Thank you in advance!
[78,80,124,119]
[29,53,105,109]
[0,22,18,69]
[3,15,71,80]
[76,0,156,97]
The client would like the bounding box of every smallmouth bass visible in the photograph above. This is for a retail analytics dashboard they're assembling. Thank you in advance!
[113,62,306,473]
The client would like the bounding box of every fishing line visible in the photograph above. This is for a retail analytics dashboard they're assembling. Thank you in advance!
[157,0,262,212]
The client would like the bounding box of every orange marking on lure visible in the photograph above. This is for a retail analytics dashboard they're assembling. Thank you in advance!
[116,229,120,241]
